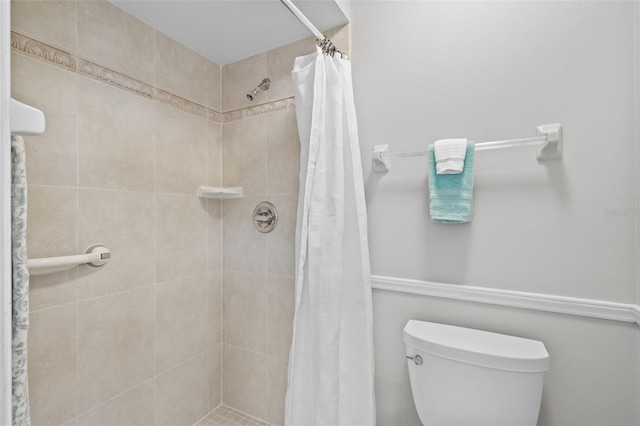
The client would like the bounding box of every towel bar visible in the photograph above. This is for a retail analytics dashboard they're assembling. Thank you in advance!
[372,123,562,173]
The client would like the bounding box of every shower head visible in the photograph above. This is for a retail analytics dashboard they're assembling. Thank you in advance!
[247,78,271,101]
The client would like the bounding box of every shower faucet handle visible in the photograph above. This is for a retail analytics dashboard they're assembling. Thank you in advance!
[253,202,278,233]
[254,211,275,223]
[406,355,423,366]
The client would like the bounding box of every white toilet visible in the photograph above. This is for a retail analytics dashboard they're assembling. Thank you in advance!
[403,320,550,426]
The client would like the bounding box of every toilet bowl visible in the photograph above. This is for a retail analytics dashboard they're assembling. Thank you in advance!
[403,320,549,426]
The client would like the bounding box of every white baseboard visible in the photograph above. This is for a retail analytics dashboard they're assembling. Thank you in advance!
[371,275,640,326]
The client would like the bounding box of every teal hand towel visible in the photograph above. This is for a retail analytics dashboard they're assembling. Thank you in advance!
[428,142,475,223]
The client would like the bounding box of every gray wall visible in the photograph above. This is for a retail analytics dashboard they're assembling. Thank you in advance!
[350,1,639,425]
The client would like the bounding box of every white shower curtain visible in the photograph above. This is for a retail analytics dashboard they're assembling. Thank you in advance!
[285,48,375,426]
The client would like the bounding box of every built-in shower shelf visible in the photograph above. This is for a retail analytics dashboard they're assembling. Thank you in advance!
[197,186,243,199]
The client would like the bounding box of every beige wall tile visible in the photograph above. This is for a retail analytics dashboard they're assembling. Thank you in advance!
[156,275,207,373]
[156,353,209,426]
[156,194,207,282]
[223,197,267,274]
[222,53,266,112]
[11,0,77,52]
[205,60,222,111]
[11,53,78,187]
[266,37,314,103]
[207,121,222,188]
[266,108,300,196]
[207,271,222,349]
[223,345,266,420]
[265,357,288,426]
[27,177,78,313]
[155,30,215,107]
[266,194,296,278]
[77,77,155,192]
[60,417,78,426]
[28,304,78,426]
[266,275,294,360]
[207,199,222,272]
[222,116,267,196]
[223,270,266,353]
[77,1,154,83]
[77,189,155,299]
[207,345,222,411]
[27,185,77,259]
[30,269,77,312]
[155,103,208,195]
[78,287,154,412]
[77,380,155,426]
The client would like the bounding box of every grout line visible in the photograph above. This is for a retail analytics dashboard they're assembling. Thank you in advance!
[221,256,226,404]
[223,342,289,363]
[634,4,640,425]
[74,299,79,423]
[75,282,156,304]
[74,31,80,416]
[263,126,269,423]
[218,57,222,120]
[218,404,273,426]
[218,298,223,408]
[158,349,210,377]
[220,115,227,408]
[264,118,271,294]
[205,199,212,410]
[218,204,224,406]
[76,377,155,421]
[192,403,222,426]
[152,29,158,422]
[261,93,270,423]
[155,271,212,287]
[223,268,293,280]
[29,299,78,315]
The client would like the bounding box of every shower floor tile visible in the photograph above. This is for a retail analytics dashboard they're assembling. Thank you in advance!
[195,405,271,426]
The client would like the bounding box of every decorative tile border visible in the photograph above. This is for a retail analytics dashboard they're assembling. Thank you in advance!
[10,31,296,124]
[156,88,208,116]
[222,97,296,123]
[78,58,154,99]
[11,31,76,72]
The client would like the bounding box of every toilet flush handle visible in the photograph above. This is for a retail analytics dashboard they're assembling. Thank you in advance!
[406,355,423,366]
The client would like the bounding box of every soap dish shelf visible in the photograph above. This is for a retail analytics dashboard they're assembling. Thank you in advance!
[197,186,243,199]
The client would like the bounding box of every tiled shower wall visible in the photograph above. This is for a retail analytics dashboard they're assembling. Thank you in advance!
[11,1,223,425]
[12,0,350,424]
[219,25,349,426]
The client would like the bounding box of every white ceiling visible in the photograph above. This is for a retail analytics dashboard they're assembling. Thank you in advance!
[109,0,349,65]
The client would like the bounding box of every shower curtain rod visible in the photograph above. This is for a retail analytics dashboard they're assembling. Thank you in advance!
[279,0,343,57]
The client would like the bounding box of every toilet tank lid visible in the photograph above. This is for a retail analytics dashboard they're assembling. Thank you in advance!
[403,320,550,373]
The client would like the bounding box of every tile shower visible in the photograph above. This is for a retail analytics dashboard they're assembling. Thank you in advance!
[10,1,348,425]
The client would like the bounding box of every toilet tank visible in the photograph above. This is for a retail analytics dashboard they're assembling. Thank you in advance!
[403,320,550,426]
